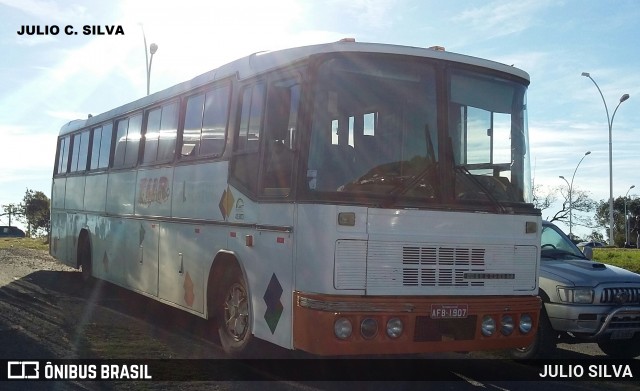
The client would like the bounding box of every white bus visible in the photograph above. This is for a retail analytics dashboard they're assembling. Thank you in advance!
[51,40,541,356]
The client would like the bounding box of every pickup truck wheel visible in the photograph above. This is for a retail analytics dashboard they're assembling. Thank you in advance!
[597,335,640,358]
[511,308,556,359]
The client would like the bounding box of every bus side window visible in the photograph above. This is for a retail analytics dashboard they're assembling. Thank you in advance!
[56,135,70,175]
[90,126,103,170]
[200,85,230,157]
[231,83,265,195]
[89,123,114,170]
[98,123,113,168]
[260,80,299,196]
[70,130,89,172]
[143,107,162,163]
[183,93,205,157]
[181,85,230,159]
[143,102,178,164]
[112,114,142,169]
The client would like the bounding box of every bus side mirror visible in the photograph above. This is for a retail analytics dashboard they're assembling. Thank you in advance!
[582,246,593,260]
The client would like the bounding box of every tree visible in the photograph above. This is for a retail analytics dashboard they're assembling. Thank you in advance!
[549,186,596,230]
[532,184,556,211]
[19,189,50,237]
[534,184,597,239]
[1,203,20,226]
[595,196,640,247]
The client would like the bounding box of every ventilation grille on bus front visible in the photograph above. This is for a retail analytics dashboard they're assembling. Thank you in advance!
[402,246,486,287]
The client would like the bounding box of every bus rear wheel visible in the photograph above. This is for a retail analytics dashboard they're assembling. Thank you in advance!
[78,236,94,285]
[217,268,254,356]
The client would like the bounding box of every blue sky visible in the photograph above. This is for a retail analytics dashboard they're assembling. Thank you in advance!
[1,0,638,239]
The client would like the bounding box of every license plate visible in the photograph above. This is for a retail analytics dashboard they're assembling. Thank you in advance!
[430,304,468,319]
[610,329,635,340]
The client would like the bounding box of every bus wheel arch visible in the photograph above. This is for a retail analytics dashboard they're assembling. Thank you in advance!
[207,252,254,356]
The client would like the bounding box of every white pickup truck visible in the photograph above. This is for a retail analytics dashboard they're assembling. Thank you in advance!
[513,221,640,359]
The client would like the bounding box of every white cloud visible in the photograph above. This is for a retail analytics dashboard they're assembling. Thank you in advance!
[454,0,556,40]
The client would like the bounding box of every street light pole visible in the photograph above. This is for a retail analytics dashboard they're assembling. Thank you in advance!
[559,151,591,238]
[559,175,571,234]
[140,24,158,96]
[581,72,630,245]
[624,185,635,246]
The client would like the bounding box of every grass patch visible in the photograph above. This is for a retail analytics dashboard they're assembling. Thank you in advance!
[0,237,48,251]
[593,248,640,274]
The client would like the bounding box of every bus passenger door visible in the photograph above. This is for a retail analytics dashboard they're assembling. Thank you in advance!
[228,76,299,349]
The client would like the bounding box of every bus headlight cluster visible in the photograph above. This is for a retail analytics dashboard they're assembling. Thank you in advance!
[333,317,405,340]
[481,315,496,336]
[519,314,533,334]
[482,314,533,337]
[360,318,378,339]
[334,317,352,340]
[500,315,514,336]
[386,318,403,338]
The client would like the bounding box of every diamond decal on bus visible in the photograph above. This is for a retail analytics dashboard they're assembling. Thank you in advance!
[218,186,235,220]
[263,273,283,334]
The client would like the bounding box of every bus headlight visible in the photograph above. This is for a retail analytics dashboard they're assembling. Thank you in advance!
[519,314,533,334]
[334,318,352,340]
[360,318,378,339]
[386,318,403,339]
[481,315,496,336]
[500,315,514,336]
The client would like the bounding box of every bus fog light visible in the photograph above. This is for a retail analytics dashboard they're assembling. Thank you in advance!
[481,316,496,336]
[519,314,533,334]
[501,315,514,336]
[334,318,352,340]
[360,318,378,339]
[386,318,403,338]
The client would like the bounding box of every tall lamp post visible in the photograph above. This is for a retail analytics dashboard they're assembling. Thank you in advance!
[581,72,630,245]
[624,185,635,246]
[140,24,158,96]
[559,151,591,239]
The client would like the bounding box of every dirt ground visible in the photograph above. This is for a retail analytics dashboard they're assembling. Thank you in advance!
[0,247,297,391]
[1,247,637,391]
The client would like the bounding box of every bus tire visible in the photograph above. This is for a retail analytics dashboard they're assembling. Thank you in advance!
[511,307,556,359]
[217,267,254,357]
[77,234,94,285]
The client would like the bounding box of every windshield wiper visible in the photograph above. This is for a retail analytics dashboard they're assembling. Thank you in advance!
[455,164,507,213]
[388,164,437,196]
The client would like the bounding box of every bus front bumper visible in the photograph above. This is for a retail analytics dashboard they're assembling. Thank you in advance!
[292,292,541,356]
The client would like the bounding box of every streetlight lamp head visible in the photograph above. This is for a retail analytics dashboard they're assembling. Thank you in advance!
[620,93,630,103]
[559,175,565,180]
[632,185,636,190]
[150,43,158,55]
[585,151,591,156]
[581,72,590,77]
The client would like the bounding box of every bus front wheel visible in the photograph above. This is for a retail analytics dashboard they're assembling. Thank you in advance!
[217,268,254,356]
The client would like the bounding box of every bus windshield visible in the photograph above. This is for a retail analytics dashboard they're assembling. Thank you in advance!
[306,54,531,210]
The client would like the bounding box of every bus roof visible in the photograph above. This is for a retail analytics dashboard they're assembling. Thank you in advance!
[58,40,530,136]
